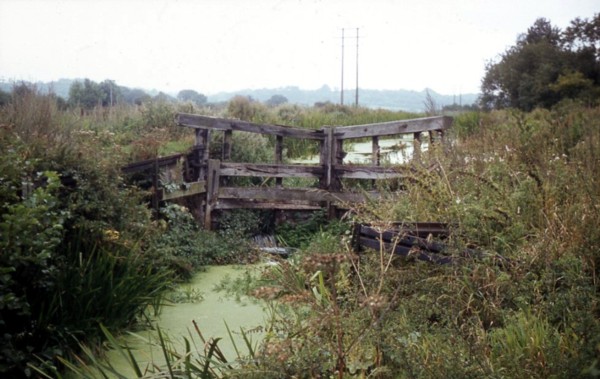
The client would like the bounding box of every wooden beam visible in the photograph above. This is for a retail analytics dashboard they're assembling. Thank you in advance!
[336,165,407,180]
[215,199,322,210]
[160,181,206,201]
[121,153,184,174]
[333,116,452,140]
[204,159,221,230]
[218,187,378,204]
[275,135,283,187]
[177,113,326,140]
[219,163,323,178]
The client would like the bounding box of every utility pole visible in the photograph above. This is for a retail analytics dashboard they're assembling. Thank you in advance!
[339,27,361,106]
[355,27,359,107]
[340,28,345,105]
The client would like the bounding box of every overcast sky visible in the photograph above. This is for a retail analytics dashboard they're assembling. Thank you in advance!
[0,0,597,95]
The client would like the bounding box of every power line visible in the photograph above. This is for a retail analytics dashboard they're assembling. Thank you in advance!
[355,27,359,107]
[339,27,361,107]
[341,28,345,105]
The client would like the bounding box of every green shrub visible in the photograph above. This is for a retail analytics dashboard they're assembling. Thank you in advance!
[0,87,172,377]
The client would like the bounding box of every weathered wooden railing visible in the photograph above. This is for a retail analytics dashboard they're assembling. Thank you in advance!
[354,222,508,265]
[123,114,452,229]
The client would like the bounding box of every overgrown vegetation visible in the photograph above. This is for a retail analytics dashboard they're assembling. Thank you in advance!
[2,53,600,378]
[207,103,599,378]
[55,99,600,378]
[0,85,261,377]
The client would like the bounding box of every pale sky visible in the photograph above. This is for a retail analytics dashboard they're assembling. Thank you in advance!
[0,0,597,95]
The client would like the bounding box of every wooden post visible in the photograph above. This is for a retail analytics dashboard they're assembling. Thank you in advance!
[319,127,343,218]
[222,130,232,161]
[195,129,210,181]
[319,127,331,189]
[428,131,434,145]
[371,135,380,189]
[321,126,342,191]
[413,132,421,161]
[275,135,283,187]
[152,158,159,213]
[204,159,220,230]
[372,136,380,166]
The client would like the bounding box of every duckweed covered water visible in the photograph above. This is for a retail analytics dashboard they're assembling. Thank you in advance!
[104,265,266,376]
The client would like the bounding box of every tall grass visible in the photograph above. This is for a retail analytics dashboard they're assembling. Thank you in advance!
[212,103,600,377]
[4,84,600,377]
[0,86,174,377]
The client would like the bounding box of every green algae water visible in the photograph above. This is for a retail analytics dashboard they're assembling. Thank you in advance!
[104,265,266,376]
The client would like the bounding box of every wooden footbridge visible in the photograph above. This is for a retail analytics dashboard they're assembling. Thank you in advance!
[122,113,452,229]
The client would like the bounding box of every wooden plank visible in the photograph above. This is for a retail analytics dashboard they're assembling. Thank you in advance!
[177,113,325,140]
[160,181,206,201]
[204,159,221,230]
[121,153,184,174]
[319,130,330,189]
[388,222,450,237]
[215,199,322,210]
[333,116,452,140]
[325,127,334,189]
[359,237,454,264]
[275,135,283,187]
[194,128,209,181]
[336,165,407,180]
[219,163,323,178]
[218,187,377,204]
[359,225,447,253]
[332,137,344,191]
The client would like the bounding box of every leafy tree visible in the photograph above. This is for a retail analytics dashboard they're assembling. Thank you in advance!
[265,94,288,107]
[68,79,104,109]
[0,88,10,106]
[563,13,600,61]
[68,79,126,109]
[481,16,600,110]
[177,89,207,105]
[153,91,176,103]
[121,87,151,105]
[99,79,121,106]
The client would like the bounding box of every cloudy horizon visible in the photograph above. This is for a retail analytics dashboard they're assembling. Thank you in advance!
[1,0,598,96]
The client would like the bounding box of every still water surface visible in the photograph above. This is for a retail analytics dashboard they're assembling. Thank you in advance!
[291,135,427,165]
[104,265,266,376]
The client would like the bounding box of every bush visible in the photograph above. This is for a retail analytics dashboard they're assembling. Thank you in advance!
[0,87,171,377]
[148,205,259,279]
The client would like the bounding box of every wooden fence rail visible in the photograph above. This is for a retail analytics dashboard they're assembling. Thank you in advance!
[123,114,452,229]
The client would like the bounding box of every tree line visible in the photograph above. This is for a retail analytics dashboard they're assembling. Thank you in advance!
[481,14,600,110]
[0,79,294,111]
[0,79,211,109]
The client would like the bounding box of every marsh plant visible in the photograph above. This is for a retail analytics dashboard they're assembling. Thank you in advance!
[3,83,600,378]
[71,104,600,378]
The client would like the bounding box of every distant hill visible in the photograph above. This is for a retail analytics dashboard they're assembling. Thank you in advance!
[0,78,75,99]
[208,85,478,112]
[0,79,479,112]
